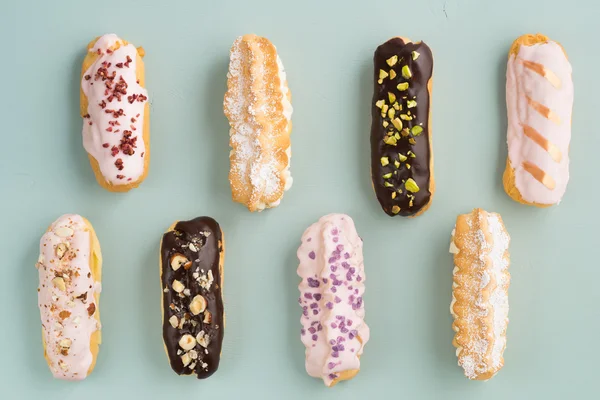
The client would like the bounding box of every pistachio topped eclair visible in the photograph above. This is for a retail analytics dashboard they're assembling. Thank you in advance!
[370,37,435,217]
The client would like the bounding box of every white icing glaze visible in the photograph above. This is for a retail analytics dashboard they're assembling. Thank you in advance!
[37,215,100,380]
[506,41,573,204]
[81,33,148,185]
[297,214,369,386]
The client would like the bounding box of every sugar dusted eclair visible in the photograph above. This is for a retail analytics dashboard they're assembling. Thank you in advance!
[80,33,150,192]
[297,214,369,387]
[371,37,435,217]
[450,208,510,380]
[160,217,225,379]
[36,214,102,380]
[223,34,293,212]
[504,33,573,207]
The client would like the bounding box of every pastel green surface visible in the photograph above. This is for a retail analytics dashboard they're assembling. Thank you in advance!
[2,0,599,398]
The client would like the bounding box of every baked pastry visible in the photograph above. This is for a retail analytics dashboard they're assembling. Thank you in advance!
[503,33,573,207]
[449,208,510,380]
[223,34,293,212]
[370,37,435,217]
[297,214,369,387]
[36,214,102,380]
[80,33,150,192]
[160,217,225,379]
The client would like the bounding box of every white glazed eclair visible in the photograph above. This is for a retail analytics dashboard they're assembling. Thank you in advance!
[80,33,150,192]
[36,214,102,380]
[503,33,573,207]
[450,208,510,380]
[297,214,369,387]
[223,34,293,212]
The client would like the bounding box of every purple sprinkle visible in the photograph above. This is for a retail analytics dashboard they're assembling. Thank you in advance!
[329,374,337,380]
[328,257,336,264]
[329,339,336,345]
[334,296,341,303]
[322,278,328,284]
[317,324,323,331]
[328,362,335,369]
[308,327,316,334]
[338,344,345,351]
[331,323,337,329]
[333,237,339,243]
[311,321,319,326]
[337,336,345,343]
[298,297,303,304]
[335,315,344,320]
[356,297,363,307]
[356,275,362,282]
[310,303,318,309]
[348,286,353,291]
[312,309,318,315]
[349,295,355,302]
[347,319,353,326]
[307,238,312,242]
[341,327,349,334]
[335,253,341,261]
[304,293,313,299]
[331,352,339,358]
[314,293,322,301]
[303,310,308,316]
[332,345,339,352]
[346,271,353,281]
[352,303,358,310]
[354,289,359,294]
[301,328,306,336]
[344,252,350,259]
[331,286,337,293]
[330,265,337,272]
[330,273,336,280]
[307,277,320,288]
[349,267,356,274]
[308,251,316,260]
[302,306,308,310]
[341,262,349,268]
[351,348,355,352]
[333,279,342,286]
[331,228,338,235]
[326,302,333,309]
[312,334,318,341]
[336,244,344,252]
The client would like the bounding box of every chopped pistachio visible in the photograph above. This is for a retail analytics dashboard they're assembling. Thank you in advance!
[401,65,412,79]
[409,199,414,207]
[380,157,389,166]
[409,138,417,145]
[394,160,400,168]
[381,104,389,117]
[398,153,407,162]
[383,121,389,128]
[412,51,420,60]
[383,173,392,179]
[375,100,385,109]
[401,128,410,137]
[379,69,389,81]
[388,92,396,103]
[392,118,403,131]
[397,82,409,91]
[386,55,398,67]
[400,114,413,121]
[393,102,400,110]
[389,69,397,79]
[388,108,395,119]
[384,181,394,188]
[411,126,423,136]
[391,205,401,214]
[406,164,411,169]
[391,192,397,199]
[407,100,417,108]
[394,132,400,140]
[408,151,416,158]
[383,136,397,146]
[405,178,420,193]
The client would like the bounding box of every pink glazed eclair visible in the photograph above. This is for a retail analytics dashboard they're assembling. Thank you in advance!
[503,34,573,207]
[297,214,369,387]
[36,214,102,380]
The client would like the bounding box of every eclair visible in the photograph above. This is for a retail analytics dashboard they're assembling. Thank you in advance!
[223,34,293,212]
[450,208,510,380]
[503,33,573,207]
[297,214,369,387]
[36,214,102,380]
[370,37,435,217]
[160,217,225,379]
[80,33,150,192]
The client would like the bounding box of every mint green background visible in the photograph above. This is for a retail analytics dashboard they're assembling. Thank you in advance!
[2,0,598,398]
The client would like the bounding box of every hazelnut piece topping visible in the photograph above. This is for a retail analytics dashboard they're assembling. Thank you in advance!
[52,277,67,292]
[170,254,191,271]
[190,295,207,315]
[55,243,69,260]
[172,280,185,293]
[179,334,197,350]
[168,315,178,328]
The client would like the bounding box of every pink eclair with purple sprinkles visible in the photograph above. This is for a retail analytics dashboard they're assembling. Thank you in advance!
[297,214,369,387]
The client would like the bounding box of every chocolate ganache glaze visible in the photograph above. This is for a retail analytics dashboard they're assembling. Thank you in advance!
[160,217,224,379]
[370,38,434,217]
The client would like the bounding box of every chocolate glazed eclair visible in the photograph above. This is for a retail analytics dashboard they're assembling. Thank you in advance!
[370,37,435,217]
[160,217,225,379]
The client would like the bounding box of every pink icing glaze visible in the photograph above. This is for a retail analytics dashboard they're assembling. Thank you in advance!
[81,34,148,185]
[37,215,101,381]
[506,40,573,205]
[297,214,369,386]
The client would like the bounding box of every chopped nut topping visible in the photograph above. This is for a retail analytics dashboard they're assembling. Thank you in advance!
[203,311,212,324]
[52,277,66,292]
[412,51,420,60]
[196,330,210,348]
[411,126,423,136]
[407,100,417,108]
[54,227,74,238]
[391,205,401,214]
[388,92,396,103]
[55,243,69,260]
[170,254,191,271]
[405,178,420,193]
[397,82,409,91]
[190,295,207,315]
[386,55,398,67]
[87,303,96,316]
[172,280,185,293]
[179,334,196,350]
[389,69,397,79]
[169,315,178,328]
[380,157,389,167]
[375,100,385,109]
[401,65,412,79]
[181,352,191,367]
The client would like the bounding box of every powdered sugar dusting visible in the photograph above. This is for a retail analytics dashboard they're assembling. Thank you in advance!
[224,35,293,211]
